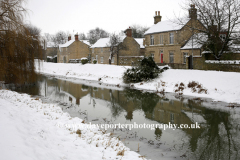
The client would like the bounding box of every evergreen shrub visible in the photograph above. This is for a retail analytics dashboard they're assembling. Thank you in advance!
[123,57,163,83]
[81,58,88,64]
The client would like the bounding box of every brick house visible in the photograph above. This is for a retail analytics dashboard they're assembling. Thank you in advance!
[90,27,145,65]
[144,5,205,65]
[57,34,91,63]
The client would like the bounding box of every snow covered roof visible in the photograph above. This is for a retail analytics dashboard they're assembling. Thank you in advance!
[82,40,91,46]
[90,38,110,48]
[144,20,184,35]
[59,39,75,48]
[134,38,145,48]
[90,36,126,48]
[181,33,207,50]
[59,39,90,48]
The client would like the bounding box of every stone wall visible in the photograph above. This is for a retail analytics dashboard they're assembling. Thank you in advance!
[186,56,240,72]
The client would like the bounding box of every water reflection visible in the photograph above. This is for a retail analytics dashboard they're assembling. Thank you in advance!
[9,75,240,160]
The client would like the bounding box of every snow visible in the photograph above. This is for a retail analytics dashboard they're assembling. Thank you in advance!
[47,41,55,48]
[0,90,145,160]
[144,20,183,35]
[36,62,240,104]
[205,60,240,64]
[134,38,145,48]
[90,36,144,49]
[181,33,207,50]
[90,38,111,48]
[59,39,75,48]
[82,40,91,46]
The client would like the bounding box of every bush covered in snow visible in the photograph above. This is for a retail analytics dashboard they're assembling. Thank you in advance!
[123,57,162,83]
[81,58,88,65]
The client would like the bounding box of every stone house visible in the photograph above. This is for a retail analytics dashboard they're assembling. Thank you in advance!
[90,27,145,65]
[57,34,91,63]
[144,5,205,65]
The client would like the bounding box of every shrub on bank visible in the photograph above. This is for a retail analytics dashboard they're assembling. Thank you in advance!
[81,58,88,65]
[123,57,163,83]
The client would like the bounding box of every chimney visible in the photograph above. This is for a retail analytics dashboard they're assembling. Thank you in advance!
[68,35,71,41]
[75,34,78,41]
[189,4,197,19]
[154,11,162,24]
[124,27,132,37]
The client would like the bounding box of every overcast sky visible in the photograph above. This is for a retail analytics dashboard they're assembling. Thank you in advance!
[24,0,186,36]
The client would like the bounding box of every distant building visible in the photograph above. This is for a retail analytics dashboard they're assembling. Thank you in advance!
[57,34,91,63]
[90,27,145,66]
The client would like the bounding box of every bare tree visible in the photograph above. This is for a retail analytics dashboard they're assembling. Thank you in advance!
[131,24,149,38]
[52,31,67,47]
[180,0,240,60]
[87,27,109,44]
[78,32,87,40]
[107,33,127,65]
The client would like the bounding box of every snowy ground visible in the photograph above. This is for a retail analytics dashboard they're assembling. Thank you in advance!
[0,90,145,160]
[36,62,240,104]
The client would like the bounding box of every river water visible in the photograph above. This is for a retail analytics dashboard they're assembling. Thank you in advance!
[7,75,240,160]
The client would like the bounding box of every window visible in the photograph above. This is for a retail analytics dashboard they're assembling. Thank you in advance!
[150,35,154,45]
[169,33,174,44]
[111,57,114,63]
[151,53,154,60]
[101,48,103,53]
[92,48,94,53]
[219,34,226,42]
[101,57,103,63]
[159,35,163,44]
[169,52,174,63]
[96,55,98,62]
[183,52,188,64]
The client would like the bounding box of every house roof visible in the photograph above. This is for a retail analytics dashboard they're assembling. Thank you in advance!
[181,33,207,50]
[90,38,110,48]
[91,36,145,48]
[59,39,91,48]
[144,20,184,35]
[90,36,126,48]
[59,39,75,48]
[134,38,145,48]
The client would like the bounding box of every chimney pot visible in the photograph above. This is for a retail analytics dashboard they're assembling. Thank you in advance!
[158,11,160,16]
[155,11,157,16]
[75,34,78,41]
[68,35,71,41]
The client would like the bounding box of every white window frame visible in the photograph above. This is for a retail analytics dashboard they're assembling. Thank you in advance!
[101,57,103,63]
[111,57,114,63]
[101,48,103,53]
[150,35,154,45]
[169,33,174,44]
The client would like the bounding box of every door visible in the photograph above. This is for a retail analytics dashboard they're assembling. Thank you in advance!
[160,50,163,63]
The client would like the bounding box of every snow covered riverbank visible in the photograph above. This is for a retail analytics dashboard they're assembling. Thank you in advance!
[0,90,145,160]
[36,62,240,104]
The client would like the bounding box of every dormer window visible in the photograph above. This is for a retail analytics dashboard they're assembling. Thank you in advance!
[169,33,174,44]
[92,48,94,53]
[150,35,154,45]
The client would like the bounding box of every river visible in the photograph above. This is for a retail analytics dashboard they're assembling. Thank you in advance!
[6,75,240,160]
